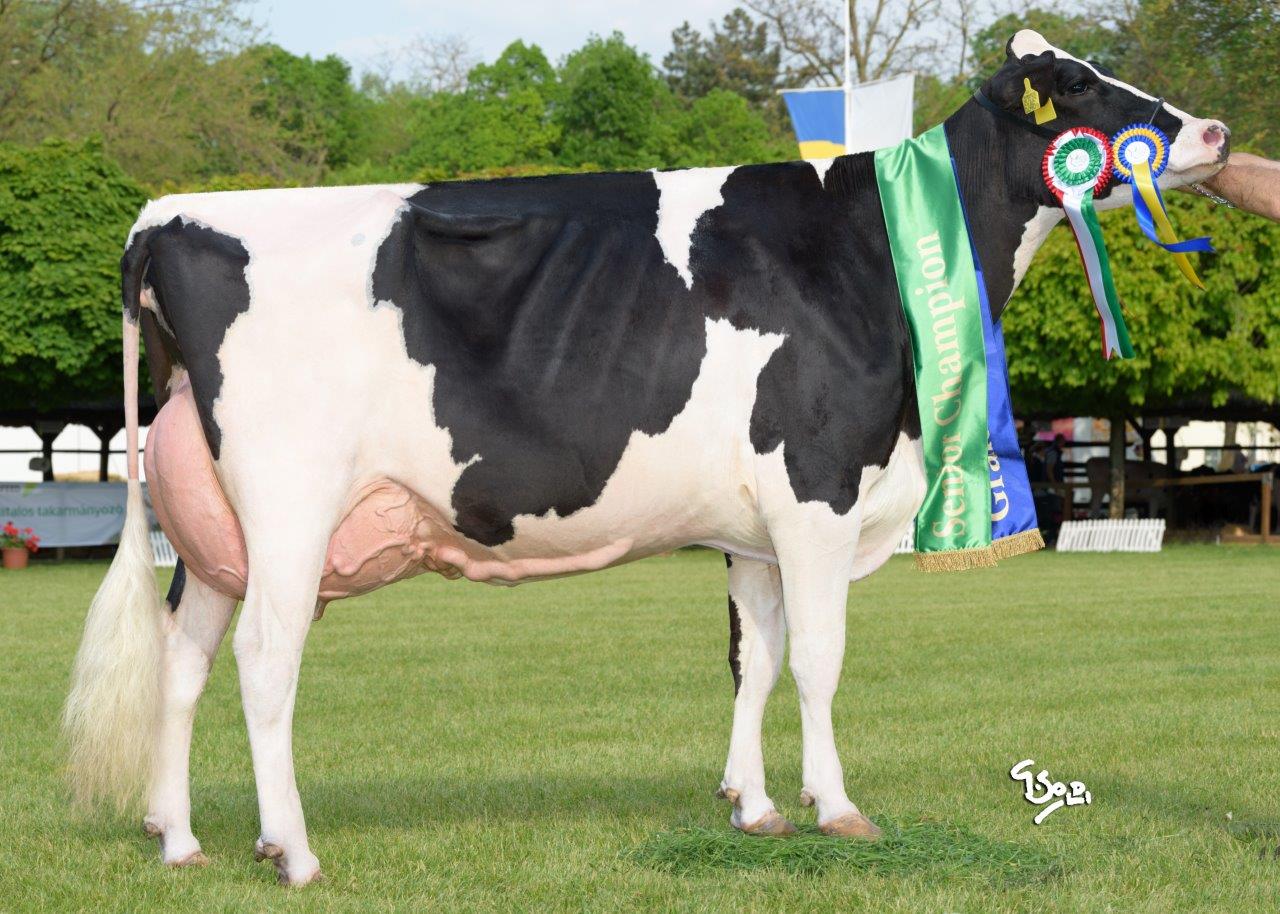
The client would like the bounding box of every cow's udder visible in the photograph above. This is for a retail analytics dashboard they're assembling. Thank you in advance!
[145,384,632,602]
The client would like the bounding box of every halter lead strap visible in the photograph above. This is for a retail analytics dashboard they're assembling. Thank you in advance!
[972,90,1064,140]
[975,89,1167,138]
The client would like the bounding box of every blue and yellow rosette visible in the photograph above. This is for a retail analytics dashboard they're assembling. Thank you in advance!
[1042,127,1134,360]
[1111,123,1214,288]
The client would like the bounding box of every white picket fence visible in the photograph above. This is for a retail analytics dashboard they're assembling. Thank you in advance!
[895,518,1166,555]
[1056,518,1166,553]
[150,529,179,567]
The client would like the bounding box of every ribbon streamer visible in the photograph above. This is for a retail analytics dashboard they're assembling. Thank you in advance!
[1042,129,1134,360]
[1111,124,1213,289]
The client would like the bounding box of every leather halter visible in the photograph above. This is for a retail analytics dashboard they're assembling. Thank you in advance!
[972,89,1061,139]
[974,89,1167,140]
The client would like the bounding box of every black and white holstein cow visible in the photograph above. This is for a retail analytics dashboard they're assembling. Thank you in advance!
[65,31,1228,885]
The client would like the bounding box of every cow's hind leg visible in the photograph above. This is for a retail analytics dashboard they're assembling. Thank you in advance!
[773,517,881,839]
[233,522,331,886]
[718,555,793,834]
[144,561,236,867]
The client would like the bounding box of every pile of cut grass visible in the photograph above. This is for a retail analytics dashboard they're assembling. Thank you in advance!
[627,817,1062,886]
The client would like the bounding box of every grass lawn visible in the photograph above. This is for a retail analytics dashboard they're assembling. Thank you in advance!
[2,546,1279,912]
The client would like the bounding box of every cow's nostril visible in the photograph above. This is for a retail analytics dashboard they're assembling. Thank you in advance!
[1202,126,1224,147]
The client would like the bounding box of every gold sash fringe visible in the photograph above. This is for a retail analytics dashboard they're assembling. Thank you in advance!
[991,528,1046,560]
[913,528,1044,572]
[913,545,997,573]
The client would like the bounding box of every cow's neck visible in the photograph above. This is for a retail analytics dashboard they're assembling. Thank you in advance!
[943,100,1063,322]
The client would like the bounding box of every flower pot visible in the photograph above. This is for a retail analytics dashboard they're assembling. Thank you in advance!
[2,547,29,570]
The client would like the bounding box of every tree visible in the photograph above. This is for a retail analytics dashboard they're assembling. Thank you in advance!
[552,33,673,170]
[0,0,301,189]
[1004,198,1280,418]
[668,89,793,167]
[745,0,944,85]
[969,9,1128,87]
[394,41,560,179]
[401,33,479,95]
[399,87,559,178]
[245,44,364,181]
[0,139,147,412]
[468,40,557,99]
[664,8,782,109]
[1119,0,1280,157]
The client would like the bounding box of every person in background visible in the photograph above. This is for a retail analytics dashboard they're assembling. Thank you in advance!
[1044,433,1068,484]
[1194,153,1280,222]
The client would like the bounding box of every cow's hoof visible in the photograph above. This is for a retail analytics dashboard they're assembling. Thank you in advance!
[255,839,322,887]
[167,850,209,868]
[819,812,882,839]
[738,810,797,836]
[253,840,284,864]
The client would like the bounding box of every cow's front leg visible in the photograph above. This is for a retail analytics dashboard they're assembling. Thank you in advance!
[144,563,236,867]
[718,554,793,835]
[233,537,326,886]
[773,519,881,839]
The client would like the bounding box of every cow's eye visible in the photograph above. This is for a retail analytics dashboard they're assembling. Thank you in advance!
[1066,80,1089,95]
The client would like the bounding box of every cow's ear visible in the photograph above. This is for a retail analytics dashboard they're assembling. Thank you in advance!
[987,50,1056,113]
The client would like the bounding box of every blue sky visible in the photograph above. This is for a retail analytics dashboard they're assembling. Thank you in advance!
[245,0,742,73]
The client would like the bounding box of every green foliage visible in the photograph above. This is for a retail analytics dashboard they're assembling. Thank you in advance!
[1004,197,1280,415]
[0,0,294,189]
[970,10,1129,87]
[399,86,559,177]
[913,73,973,136]
[666,90,793,167]
[467,41,557,99]
[244,44,365,177]
[394,41,561,177]
[664,9,781,110]
[0,4,1272,417]
[1122,0,1280,156]
[552,33,673,170]
[0,139,146,411]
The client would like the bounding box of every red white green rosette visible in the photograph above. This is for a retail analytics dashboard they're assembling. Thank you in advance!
[1042,127,1134,360]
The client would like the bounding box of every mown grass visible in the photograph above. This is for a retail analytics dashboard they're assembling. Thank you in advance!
[1,546,1278,912]
[628,818,1061,884]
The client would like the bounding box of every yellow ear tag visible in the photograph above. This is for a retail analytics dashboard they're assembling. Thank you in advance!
[1020,77,1058,124]
[1021,78,1041,114]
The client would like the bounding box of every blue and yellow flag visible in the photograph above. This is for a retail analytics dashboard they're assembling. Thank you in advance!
[781,88,845,158]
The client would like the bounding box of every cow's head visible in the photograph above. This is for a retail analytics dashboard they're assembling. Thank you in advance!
[985,30,1230,203]
[952,29,1229,317]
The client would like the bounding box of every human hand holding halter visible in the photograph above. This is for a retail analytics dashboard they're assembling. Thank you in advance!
[1197,152,1280,222]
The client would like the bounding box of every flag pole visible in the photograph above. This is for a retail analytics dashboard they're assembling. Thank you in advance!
[841,0,852,150]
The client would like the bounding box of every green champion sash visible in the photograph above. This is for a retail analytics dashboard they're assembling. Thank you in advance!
[875,125,998,571]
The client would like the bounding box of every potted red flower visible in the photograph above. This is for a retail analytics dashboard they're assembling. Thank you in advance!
[1,521,39,569]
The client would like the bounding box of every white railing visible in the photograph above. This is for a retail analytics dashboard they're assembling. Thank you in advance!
[1056,518,1165,553]
[150,529,179,567]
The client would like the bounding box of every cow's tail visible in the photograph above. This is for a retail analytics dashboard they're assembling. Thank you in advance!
[63,235,163,811]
